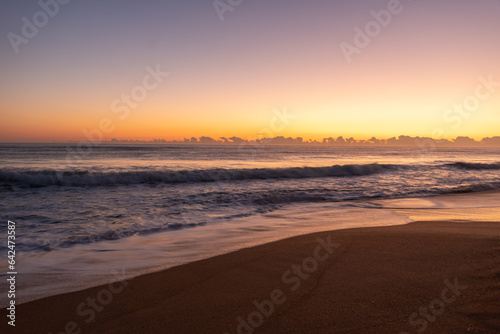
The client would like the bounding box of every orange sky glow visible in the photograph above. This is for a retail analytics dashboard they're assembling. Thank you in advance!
[1,0,499,142]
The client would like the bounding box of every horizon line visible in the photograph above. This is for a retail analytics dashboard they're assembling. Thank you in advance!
[2,135,500,146]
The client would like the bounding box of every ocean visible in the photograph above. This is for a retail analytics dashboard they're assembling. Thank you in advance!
[1,144,499,305]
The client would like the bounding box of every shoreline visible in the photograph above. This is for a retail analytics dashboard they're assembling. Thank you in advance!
[3,219,500,333]
[0,195,414,307]
[7,189,499,308]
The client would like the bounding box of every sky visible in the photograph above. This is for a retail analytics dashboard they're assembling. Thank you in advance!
[1,0,499,142]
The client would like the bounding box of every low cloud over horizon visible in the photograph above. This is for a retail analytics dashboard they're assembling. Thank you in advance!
[62,135,500,147]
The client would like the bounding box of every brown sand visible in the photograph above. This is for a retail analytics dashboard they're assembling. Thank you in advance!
[3,221,500,334]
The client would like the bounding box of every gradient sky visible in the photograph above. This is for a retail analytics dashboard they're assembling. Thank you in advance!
[1,0,499,142]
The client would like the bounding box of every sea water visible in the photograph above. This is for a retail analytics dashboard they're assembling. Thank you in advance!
[0,144,499,305]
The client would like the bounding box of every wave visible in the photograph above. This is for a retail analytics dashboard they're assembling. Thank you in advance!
[8,221,208,252]
[3,178,500,252]
[448,181,500,194]
[1,161,498,188]
[0,164,396,187]
[447,162,500,170]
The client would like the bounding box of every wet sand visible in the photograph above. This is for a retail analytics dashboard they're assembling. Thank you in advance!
[3,220,500,334]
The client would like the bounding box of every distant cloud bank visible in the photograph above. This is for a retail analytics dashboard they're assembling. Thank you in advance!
[93,135,500,147]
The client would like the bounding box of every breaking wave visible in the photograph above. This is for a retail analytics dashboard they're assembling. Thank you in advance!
[447,162,500,170]
[0,164,396,188]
